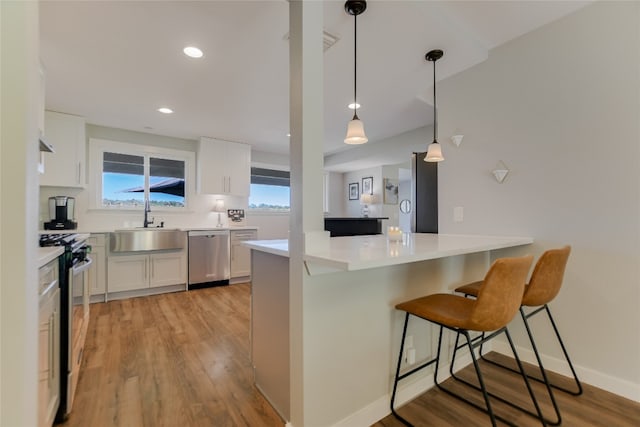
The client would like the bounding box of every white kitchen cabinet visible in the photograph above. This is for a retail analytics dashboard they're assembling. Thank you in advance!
[107,254,148,293]
[87,234,106,301]
[38,259,60,427]
[149,252,187,288]
[40,111,86,187]
[198,137,250,196]
[230,229,257,282]
[107,250,186,293]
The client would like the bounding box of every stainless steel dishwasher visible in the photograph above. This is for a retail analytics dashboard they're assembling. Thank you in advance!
[188,230,230,289]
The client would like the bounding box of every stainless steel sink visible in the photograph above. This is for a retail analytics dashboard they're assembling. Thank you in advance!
[110,229,186,253]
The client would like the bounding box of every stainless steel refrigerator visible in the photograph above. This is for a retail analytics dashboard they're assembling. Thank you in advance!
[411,152,438,233]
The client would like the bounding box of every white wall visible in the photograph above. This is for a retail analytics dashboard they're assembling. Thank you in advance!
[324,125,430,173]
[246,213,289,240]
[0,1,40,425]
[342,166,382,218]
[325,171,344,217]
[336,164,405,232]
[398,167,411,232]
[432,1,639,398]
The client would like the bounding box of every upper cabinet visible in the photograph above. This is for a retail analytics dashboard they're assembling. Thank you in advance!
[40,111,86,188]
[197,137,250,196]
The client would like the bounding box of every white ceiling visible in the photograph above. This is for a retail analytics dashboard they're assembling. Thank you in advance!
[40,1,589,158]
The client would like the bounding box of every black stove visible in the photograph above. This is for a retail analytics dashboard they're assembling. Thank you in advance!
[39,233,79,248]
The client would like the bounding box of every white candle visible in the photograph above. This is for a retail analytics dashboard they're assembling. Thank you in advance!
[387,226,402,241]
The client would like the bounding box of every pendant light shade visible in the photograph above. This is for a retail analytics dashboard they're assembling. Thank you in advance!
[425,142,444,162]
[345,113,368,144]
[424,49,444,162]
[344,1,368,145]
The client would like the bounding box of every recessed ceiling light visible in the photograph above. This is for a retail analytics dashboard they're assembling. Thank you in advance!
[157,107,173,114]
[348,102,361,110]
[183,46,204,58]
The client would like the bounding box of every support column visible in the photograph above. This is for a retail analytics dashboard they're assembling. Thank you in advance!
[0,1,41,426]
[288,1,325,425]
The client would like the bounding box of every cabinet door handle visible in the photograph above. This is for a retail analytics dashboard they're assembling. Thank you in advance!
[49,312,55,382]
[151,258,154,279]
[144,258,148,279]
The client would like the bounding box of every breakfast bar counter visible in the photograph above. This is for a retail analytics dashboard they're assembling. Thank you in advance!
[245,233,533,426]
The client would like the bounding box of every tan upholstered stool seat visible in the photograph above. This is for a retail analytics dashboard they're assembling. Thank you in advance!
[454,280,483,297]
[396,294,475,330]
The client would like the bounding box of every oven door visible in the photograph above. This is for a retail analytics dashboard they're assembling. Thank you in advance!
[64,256,92,415]
[71,257,92,325]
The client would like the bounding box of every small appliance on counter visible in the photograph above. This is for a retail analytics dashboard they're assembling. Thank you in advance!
[44,196,77,230]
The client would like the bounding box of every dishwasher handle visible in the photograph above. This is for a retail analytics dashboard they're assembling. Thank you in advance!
[188,230,229,238]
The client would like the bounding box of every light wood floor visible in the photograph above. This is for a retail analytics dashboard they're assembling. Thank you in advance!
[59,284,640,427]
[374,352,640,427]
[57,284,283,427]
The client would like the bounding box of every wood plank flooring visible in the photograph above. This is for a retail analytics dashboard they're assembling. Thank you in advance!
[59,284,640,427]
[374,352,640,426]
[57,284,283,427]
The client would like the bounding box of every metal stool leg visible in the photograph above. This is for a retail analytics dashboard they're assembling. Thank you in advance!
[519,307,562,424]
[435,329,508,427]
[448,327,549,425]
[504,328,547,426]
[479,305,582,397]
[543,305,583,395]
[390,313,413,426]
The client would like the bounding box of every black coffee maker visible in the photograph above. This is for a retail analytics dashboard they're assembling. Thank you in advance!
[44,196,77,230]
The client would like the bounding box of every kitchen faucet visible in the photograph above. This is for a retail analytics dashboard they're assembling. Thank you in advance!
[143,200,154,228]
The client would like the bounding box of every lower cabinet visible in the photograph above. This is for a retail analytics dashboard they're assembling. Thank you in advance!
[149,252,187,288]
[38,287,60,427]
[107,250,186,293]
[230,229,257,281]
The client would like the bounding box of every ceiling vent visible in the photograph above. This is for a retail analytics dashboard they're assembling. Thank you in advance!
[283,30,340,52]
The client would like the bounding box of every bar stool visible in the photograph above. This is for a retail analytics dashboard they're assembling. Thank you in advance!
[390,255,545,427]
[454,246,580,424]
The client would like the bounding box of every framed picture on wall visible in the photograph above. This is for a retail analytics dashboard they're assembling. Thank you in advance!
[362,176,373,195]
[383,178,399,204]
[348,182,359,200]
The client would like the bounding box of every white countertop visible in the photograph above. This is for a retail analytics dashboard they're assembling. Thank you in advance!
[244,239,289,257]
[40,226,258,235]
[38,247,64,267]
[245,233,533,272]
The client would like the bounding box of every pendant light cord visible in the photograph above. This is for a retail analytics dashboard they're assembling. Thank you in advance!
[433,58,437,143]
[353,13,358,120]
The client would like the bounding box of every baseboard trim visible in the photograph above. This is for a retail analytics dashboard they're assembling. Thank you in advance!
[492,341,640,402]
[331,351,476,427]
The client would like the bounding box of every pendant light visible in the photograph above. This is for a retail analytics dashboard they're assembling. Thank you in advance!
[344,0,368,145]
[425,49,444,162]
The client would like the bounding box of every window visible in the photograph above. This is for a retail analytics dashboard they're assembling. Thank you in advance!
[248,167,290,212]
[90,139,194,210]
